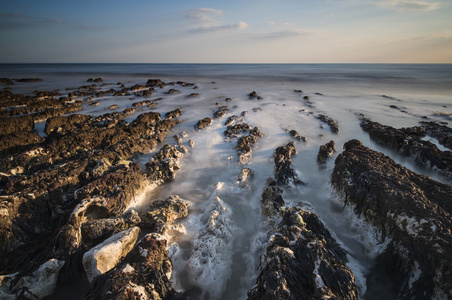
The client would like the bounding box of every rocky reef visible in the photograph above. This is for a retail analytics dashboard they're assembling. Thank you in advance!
[332,139,452,299]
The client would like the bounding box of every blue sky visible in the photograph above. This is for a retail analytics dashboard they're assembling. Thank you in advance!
[1,0,451,63]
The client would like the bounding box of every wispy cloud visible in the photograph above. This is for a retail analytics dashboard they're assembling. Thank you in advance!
[184,8,223,27]
[188,21,248,33]
[184,8,248,34]
[0,12,102,31]
[376,0,440,11]
[253,29,313,39]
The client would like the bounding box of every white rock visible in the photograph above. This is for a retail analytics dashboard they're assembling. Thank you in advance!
[0,259,64,299]
[83,226,140,282]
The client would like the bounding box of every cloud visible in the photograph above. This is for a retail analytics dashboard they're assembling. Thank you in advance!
[376,0,440,11]
[184,8,248,34]
[188,21,248,33]
[253,29,312,39]
[184,8,223,27]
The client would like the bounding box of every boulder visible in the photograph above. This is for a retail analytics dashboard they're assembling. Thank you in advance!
[274,142,301,185]
[317,140,336,163]
[145,144,187,183]
[86,233,178,300]
[214,106,229,118]
[83,226,140,282]
[195,117,212,130]
[332,139,452,299]
[164,108,182,119]
[316,114,339,134]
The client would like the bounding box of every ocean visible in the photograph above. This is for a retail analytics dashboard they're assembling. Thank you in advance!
[1,63,451,299]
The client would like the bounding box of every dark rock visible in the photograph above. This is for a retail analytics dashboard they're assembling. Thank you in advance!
[165,88,180,95]
[361,118,452,179]
[0,115,34,135]
[248,91,261,100]
[316,114,339,134]
[86,233,179,300]
[317,140,335,163]
[187,93,199,98]
[261,179,284,217]
[421,121,452,150]
[145,144,187,183]
[289,130,298,137]
[146,79,163,86]
[214,106,229,118]
[164,108,182,120]
[93,78,103,83]
[0,78,14,85]
[235,127,263,164]
[16,78,43,82]
[195,117,212,130]
[332,139,452,299]
[224,123,251,138]
[274,142,301,185]
[139,195,190,234]
[294,90,303,93]
[0,130,42,156]
[249,203,357,299]
[45,114,91,135]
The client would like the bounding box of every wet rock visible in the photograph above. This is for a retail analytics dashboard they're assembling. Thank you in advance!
[421,121,452,150]
[45,114,91,135]
[145,144,187,183]
[332,139,452,299]
[81,209,141,249]
[316,114,339,134]
[361,118,452,179]
[139,195,190,236]
[195,117,212,130]
[0,115,34,135]
[224,123,251,139]
[187,93,199,98]
[0,130,42,156]
[83,227,140,282]
[214,106,229,118]
[165,108,182,119]
[146,79,163,86]
[274,142,301,185]
[261,178,284,217]
[236,168,254,190]
[248,91,262,100]
[0,259,64,299]
[317,140,336,164]
[0,78,13,85]
[188,197,235,299]
[165,88,180,95]
[93,78,103,83]
[248,207,357,300]
[16,78,43,82]
[236,127,263,164]
[86,233,178,300]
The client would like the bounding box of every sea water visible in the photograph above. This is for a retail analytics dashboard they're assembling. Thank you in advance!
[1,63,451,299]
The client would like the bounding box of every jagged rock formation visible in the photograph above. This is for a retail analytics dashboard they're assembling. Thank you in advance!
[332,139,452,299]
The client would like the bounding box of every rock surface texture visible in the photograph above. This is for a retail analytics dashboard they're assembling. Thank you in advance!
[332,139,452,299]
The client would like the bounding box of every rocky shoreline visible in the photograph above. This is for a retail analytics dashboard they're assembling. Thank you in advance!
[0,77,451,299]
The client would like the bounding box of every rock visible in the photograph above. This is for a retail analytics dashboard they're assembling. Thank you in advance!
[0,115,34,135]
[86,233,178,300]
[316,114,339,134]
[146,79,163,86]
[164,108,182,119]
[0,130,42,156]
[261,178,284,217]
[187,93,199,98]
[214,106,229,118]
[15,78,43,82]
[81,209,141,249]
[0,78,13,85]
[224,123,251,139]
[139,195,190,236]
[195,117,212,130]
[317,140,336,163]
[236,168,254,189]
[332,139,452,299]
[145,144,187,183]
[249,91,262,100]
[361,118,452,179]
[165,88,180,95]
[248,207,357,300]
[45,114,91,135]
[421,121,452,150]
[83,226,140,282]
[0,259,64,299]
[235,127,263,164]
[93,78,103,83]
[274,142,301,185]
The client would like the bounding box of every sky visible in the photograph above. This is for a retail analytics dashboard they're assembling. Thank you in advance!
[0,0,451,63]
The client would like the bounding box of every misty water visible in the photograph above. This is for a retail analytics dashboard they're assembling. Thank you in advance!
[1,63,451,299]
